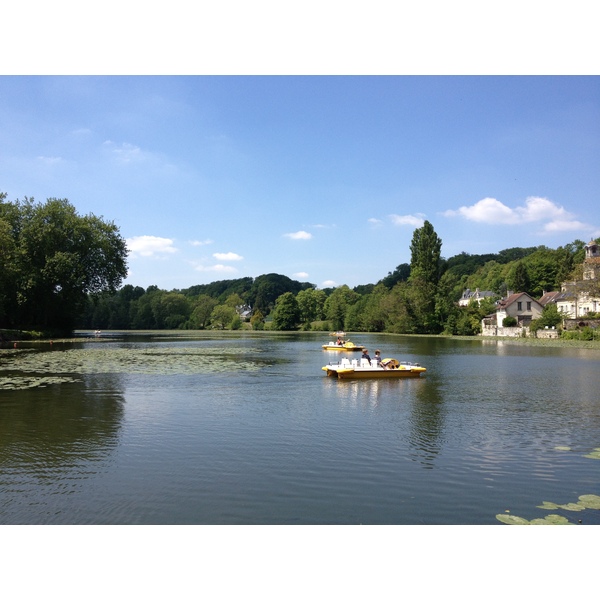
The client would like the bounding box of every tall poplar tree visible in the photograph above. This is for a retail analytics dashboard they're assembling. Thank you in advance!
[409,220,443,286]
[407,220,444,333]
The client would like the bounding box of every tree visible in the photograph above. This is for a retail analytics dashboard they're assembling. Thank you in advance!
[250,309,266,330]
[210,305,237,329]
[406,221,444,333]
[188,295,218,329]
[409,220,443,286]
[324,285,360,331]
[271,292,301,330]
[296,288,326,328]
[0,194,128,333]
[508,261,531,294]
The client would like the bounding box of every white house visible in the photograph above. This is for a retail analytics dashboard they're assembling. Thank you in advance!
[555,239,600,318]
[481,291,544,336]
[458,288,497,307]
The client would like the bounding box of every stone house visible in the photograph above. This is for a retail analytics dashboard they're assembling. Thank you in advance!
[554,239,600,318]
[481,292,544,336]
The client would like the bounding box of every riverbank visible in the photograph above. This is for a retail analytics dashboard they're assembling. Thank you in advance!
[4,328,600,352]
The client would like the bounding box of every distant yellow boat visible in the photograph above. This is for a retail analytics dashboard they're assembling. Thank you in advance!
[322,357,426,379]
[322,341,365,352]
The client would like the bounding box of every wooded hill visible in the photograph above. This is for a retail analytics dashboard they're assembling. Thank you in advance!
[77,235,595,335]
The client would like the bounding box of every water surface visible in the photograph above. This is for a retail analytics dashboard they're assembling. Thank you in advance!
[1,332,599,524]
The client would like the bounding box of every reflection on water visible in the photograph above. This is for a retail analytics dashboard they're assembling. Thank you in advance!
[1,332,600,525]
[0,375,125,523]
[410,375,445,469]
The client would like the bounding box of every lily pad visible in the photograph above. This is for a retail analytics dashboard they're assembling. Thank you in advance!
[554,446,571,451]
[537,501,559,510]
[496,514,530,525]
[0,375,80,390]
[0,346,271,377]
[538,501,585,512]
[583,451,600,460]
[578,495,600,509]
[530,514,572,525]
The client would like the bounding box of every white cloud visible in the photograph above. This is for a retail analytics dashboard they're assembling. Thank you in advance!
[443,196,591,234]
[37,155,62,165]
[321,280,337,287]
[543,219,589,232]
[127,235,178,258]
[213,252,243,261]
[103,140,146,164]
[294,272,309,279]
[443,197,516,224]
[194,264,237,273]
[368,218,383,226]
[190,239,213,246]
[284,230,312,240]
[389,214,426,227]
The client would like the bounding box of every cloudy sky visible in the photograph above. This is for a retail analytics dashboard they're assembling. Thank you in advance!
[2,6,599,292]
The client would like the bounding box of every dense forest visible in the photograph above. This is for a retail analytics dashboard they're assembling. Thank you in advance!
[77,221,597,337]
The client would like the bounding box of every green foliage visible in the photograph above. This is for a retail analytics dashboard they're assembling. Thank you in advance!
[409,220,443,286]
[271,292,301,330]
[379,263,410,289]
[502,316,517,327]
[507,261,531,294]
[250,309,265,330]
[0,193,128,334]
[323,285,360,331]
[530,303,562,332]
[210,305,237,330]
[296,288,326,326]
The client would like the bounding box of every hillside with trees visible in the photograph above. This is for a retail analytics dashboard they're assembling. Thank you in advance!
[1,191,596,338]
[76,220,597,337]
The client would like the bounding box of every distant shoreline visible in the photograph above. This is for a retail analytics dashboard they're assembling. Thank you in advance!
[3,328,600,352]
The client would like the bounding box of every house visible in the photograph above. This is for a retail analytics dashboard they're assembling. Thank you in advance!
[481,292,544,336]
[494,292,544,327]
[458,288,497,307]
[236,305,253,321]
[555,239,600,318]
[538,290,561,307]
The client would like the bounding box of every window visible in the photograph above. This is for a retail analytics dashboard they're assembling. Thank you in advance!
[517,301,522,311]
[527,301,531,311]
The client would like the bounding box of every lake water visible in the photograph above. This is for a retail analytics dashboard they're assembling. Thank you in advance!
[1,331,599,525]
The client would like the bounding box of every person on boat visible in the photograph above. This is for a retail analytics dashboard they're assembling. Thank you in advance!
[337,336,343,345]
[361,349,371,362]
[374,350,383,367]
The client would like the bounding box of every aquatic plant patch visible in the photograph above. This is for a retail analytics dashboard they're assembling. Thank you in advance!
[0,375,81,390]
[496,494,600,525]
[0,346,272,379]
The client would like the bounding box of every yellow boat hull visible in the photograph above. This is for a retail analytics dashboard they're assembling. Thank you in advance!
[322,364,426,379]
[322,342,365,351]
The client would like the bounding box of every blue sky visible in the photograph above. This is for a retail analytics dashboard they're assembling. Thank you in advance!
[3,0,600,293]
[1,76,598,291]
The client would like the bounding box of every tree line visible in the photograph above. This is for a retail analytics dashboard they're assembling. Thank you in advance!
[78,221,596,336]
[2,193,597,337]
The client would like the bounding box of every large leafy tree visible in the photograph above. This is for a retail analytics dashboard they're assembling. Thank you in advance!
[0,194,128,333]
[271,292,301,330]
[296,288,326,328]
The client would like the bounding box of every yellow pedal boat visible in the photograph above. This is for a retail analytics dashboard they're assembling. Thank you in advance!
[322,341,365,351]
[322,357,426,379]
